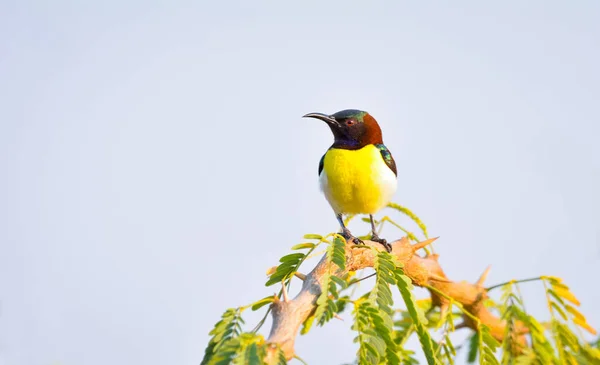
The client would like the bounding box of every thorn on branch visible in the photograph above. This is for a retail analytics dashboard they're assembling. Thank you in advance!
[281,281,290,303]
[272,295,280,305]
[411,237,439,252]
[439,303,449,321]
[476,265,492,286]
[430,274,452,283]
[294,272,306,281]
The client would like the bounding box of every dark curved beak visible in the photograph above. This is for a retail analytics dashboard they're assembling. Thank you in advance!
[302,112,339,126]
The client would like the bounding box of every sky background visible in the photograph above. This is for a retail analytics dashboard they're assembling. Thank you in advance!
[1,1,599,364]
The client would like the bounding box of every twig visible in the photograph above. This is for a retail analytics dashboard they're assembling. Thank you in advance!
[486,277,543,292]
[348,273,377,286]
[281,280,290,303]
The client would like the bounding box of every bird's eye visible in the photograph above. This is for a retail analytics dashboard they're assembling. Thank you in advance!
[346,119,356,126]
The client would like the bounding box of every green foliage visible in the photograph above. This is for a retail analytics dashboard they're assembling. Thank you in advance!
[206,333,267,365]
[369,252,402,364]
[291,243,315,250]
[312,235,348,327]
[370,252,397,310]
[439,335,456,365]
[265,253,306,287]
[313,271,338,325]
[398,348,420,365]
[541,277,599,364]
[251,296,275,311]
[201,307,287,365]
[201,203,598,365]
[498,283,557,364]
[265,235,329,287]
[202,308,246,365]
[394,310,415,346]
[353,298,398,365]
[465,325,500,365]
[393,302,430,365]
[544,276,595,335]
[350,250,436,365]
[269,348,288,365]
[300,313,315,335]
[329,235,347,271]
[499,284,530,364]
[477,325,501,365]
[490,278,600,365]
[433,303,457,365]
[467,332,479,364]
[396,269,437,365]
[369,252,401,364]
[513,305,557,364]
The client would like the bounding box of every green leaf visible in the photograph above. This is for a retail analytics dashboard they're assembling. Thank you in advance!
[303,233,323,240]
[481,325,500,349]
[353,299,395,365]
[446,334,456,356]
[336,296,350,315]
[208,337,240,365]
[312,236,349,327]
[551,286,581,306]
[545,276,568,288]
[279,253,305,263]
[550,302,568,320]
[548,289,567,307]
[398,348,419,365]
[467,332,479,363]
[370,251,398,319]
[251,296,275,311]
[555,321,579,350]
[265,346,287,365]
[211,333,266,365]
[564,304,586,322]
[329,235,346,271]
[291,243,315,250]
[331,275,348,289]
[443,344,455,365]
[265,252,306,286]
[314,272,336,326]
[478,325,500,365]
[300,312,315,335]
[201,308,245,365]
[395,270,436,365]
[243,343,263,365]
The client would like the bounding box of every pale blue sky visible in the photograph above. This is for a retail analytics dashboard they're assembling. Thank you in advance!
[1,1,599,364]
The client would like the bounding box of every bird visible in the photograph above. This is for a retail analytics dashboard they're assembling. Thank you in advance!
[303,109,397,252]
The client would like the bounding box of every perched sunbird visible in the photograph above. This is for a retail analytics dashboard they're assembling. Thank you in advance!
[303,109,397,252]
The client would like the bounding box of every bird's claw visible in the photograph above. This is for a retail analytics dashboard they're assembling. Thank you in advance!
[342,230,365,246]
[351,236,364,245]
[371,235,392,253]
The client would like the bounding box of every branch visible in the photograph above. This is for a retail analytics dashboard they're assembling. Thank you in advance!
[265,236,525,361]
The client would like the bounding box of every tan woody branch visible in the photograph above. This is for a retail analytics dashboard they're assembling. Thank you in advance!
[265,237,524,361]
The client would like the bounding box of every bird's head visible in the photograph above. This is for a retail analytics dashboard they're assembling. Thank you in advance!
[303,109,383,149]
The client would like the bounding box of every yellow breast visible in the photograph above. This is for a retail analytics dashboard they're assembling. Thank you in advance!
[319,145,397,215]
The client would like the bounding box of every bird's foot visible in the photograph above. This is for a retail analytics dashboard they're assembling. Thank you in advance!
[371,234,392,253]
[341,229,364,246]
